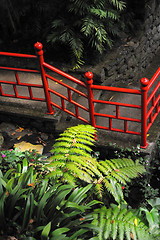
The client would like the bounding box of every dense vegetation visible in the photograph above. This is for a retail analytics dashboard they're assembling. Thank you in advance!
[0,124,160,239]
[0,0,148,68]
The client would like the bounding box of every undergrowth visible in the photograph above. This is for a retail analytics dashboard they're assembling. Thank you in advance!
[0,125,159,239]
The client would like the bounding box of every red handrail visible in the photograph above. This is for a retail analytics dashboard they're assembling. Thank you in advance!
[92,84,141,95]
[0,52,37,59]
[0,66,39,73]
[0,42,159,149]
[43,62,86,87]
[147,67,160,89]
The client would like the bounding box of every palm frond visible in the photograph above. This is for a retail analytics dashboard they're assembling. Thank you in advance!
[109,0,126,11]
[90,8,119,20]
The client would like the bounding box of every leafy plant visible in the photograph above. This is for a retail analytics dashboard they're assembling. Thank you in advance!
[0,159,101,239]
[92,204,153,240]
[0,125,158,240]
[0,148,26,172]
[46,124,146,203]
[47,0,126,68]
[0,148,46,174]
[139,198,160,239]
[123,143,160,208]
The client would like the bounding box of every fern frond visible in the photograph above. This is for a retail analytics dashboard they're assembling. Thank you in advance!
[68,0,91,15]
[63,172,76,185]
[124,221,131,240]
[56,137,73,143]
[47,169,63,179]
[118,221,125,240]
[117,207,127,219]
[105,159,118,170]
[112,219,118,240]
[99,160,113,172]
[110,170,129,184]
[102,158,145,185]
[59,132,75,138]
[109,0,126,11]
[66,162,93,183]
[86,161,102,177]
[107,10,119,20]
[103,178,114,195]
[67,154,89,165]
[47,160,66,169]
[90,8,108,19]
[49,154,67,161]
[94,183,103,199]
[120,165,145,178]
[67,124,96,135]
[97,162,110,175]
[110,178,124,203]
[75,137,95,145]
[69,148,91,157]
[92,205,152,240]
[90,8,119,21]
[98,206,106,240]
[53,147,69,154]
[72,143,93,152]
[53,142,71,148]
[67,156,96,177]
[131,225,137,240]
[78,130,96,137]
[48,125,145,203]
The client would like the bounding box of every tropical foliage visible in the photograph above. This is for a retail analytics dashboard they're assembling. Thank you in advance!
[0,124,160,239]
[0,0,127,67]
[47,125,145,203]
[47,0,126,68]
[92,204,153,240]
[0,159,100,239]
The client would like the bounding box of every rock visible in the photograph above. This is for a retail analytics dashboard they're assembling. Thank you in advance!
[0,122,15,135]
[118,64,127,74]
[152,26,157,35]
[0,133,4,149]
[153,34,160,41]
[14,141,44,154]
[40,133,49,141]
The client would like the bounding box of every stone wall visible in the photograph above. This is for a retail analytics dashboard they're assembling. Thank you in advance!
[91,0,160,86]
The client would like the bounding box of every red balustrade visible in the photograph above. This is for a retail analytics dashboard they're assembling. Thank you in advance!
[142,67,160,148]
[0,42,159,148]
[90,84,141,134]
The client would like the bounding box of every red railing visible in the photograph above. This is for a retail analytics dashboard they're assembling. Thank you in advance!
[0,42,159,148]
[140,68,160,148]
[0,51,45,101]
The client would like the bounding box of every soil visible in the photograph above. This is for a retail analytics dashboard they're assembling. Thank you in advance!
[0,122,58,155]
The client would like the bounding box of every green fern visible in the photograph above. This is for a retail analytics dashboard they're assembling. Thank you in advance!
[46,125,146,204]
[92,204,153,240]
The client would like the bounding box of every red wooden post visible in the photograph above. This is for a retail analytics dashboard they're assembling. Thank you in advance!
[85,72,96,128]
[34,42,54,114]
[140,77,149,148]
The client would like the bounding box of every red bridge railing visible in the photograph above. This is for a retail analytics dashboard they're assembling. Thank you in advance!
[0,51,45,102]
[0,42,159,149]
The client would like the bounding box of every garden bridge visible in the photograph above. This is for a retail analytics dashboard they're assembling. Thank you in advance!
[0,43,159,153]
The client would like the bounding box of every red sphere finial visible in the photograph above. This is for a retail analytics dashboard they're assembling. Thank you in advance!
[141,77,149,86]
[85,71,93,80]
[34,42,43,51]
